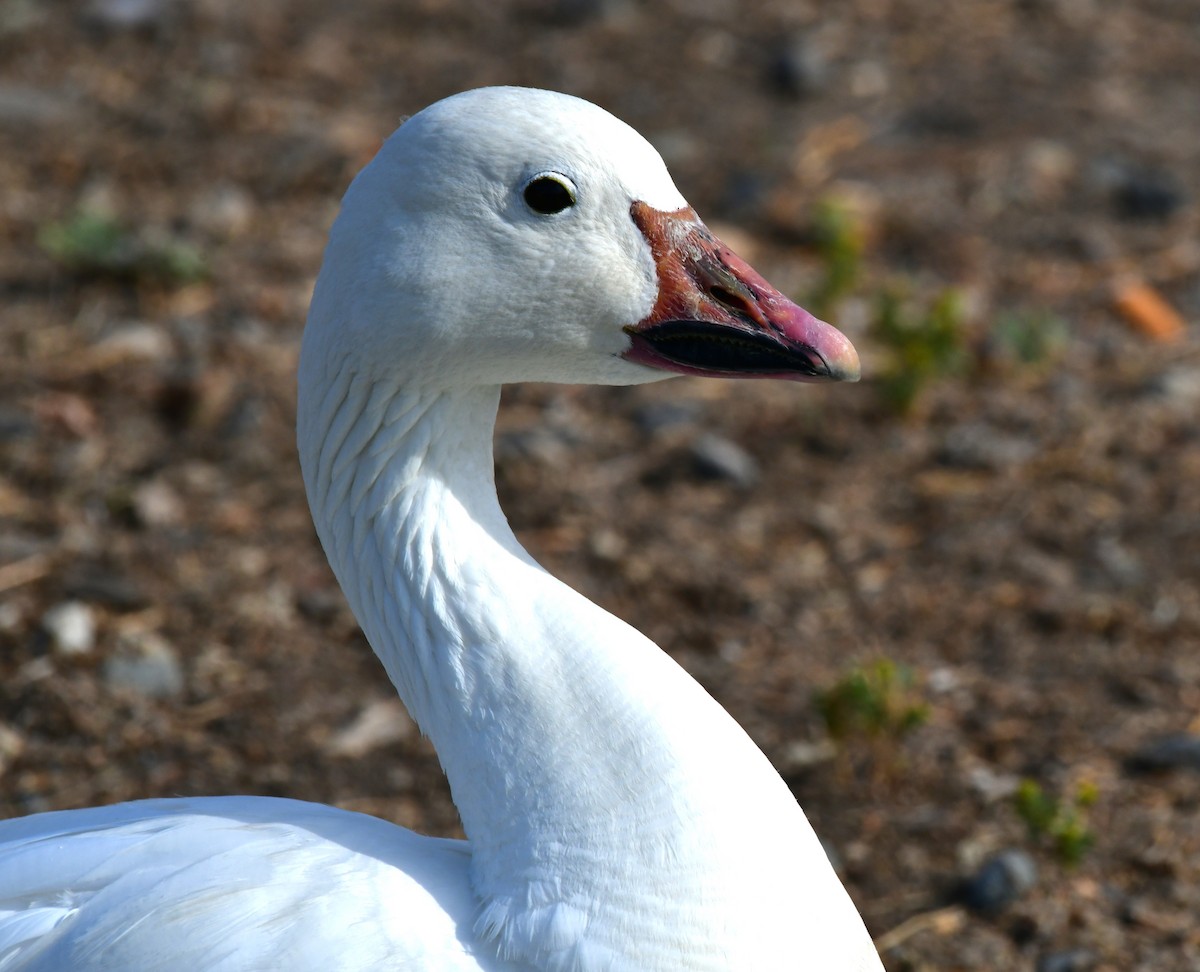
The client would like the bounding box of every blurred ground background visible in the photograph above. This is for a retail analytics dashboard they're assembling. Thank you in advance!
[1,1,1198,969]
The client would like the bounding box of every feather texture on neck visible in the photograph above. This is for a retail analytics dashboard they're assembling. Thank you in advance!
[297,370,864,970]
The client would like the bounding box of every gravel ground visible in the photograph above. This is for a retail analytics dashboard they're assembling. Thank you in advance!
[1,1,1198,969]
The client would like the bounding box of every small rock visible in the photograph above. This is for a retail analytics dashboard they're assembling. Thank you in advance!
[926,667,962,694]
[189,184,255,240]
[326,699,414,758]
[632,401,701,435]
[1125,734,1200,774]
[0,84,73,127]
[966,764,1021,803]
[0,723,24,778]
[689,433,759,487]
[94,323,174,364]
[83,0,174,31]
[495,427,571,466]
[297,585,345,623]
[0,602,22,633]
[132,479,184,528]
[898,102,981,139]
[938,422,1036,471]
[1036,949,1096,972]
[849,60,888,98]
[779,738,837,772]
[104,631,184,698]
[62,566,148,611]
[546,0,625,26]
[961,849,1038,914]
[1113,167,1186,221]
[1021,140,1077,201]
[588,528,626,562]
[1094,535,1143,587]
[0,405,37,442]
[42,601,97,656]
[767,34,829,99]
[1157,366,1200,409]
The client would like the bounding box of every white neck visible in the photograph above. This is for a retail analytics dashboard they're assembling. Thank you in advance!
[299,368,866,970]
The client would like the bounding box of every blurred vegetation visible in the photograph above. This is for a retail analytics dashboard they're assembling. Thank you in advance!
[807,197,864,320]
[807,196,1067,413]
[872,287,968,413]
[988,308,1070,370]
[39,208,207,285]
[816,657,930,742]
[1014,778,1098,867]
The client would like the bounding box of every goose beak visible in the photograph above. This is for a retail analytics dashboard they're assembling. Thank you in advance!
[622,202,860,383]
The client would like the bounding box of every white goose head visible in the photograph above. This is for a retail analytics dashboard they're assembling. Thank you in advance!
[303,86,859,393]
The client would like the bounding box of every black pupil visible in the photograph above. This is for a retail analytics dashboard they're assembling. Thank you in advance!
[524,177,574,214]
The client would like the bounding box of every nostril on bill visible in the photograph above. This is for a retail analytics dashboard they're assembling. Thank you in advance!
[709,285,756,319]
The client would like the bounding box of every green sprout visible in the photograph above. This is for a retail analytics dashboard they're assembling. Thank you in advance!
[989,309,1069,369]
[816,658,930,741]
[1014,779,1097,867]
[808,197,865,319]
[39,209,207,284]
[871,287,968,413]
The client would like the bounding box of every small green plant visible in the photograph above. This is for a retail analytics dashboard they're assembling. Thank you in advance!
[39,209,207,284]
[1014,779,1097,867]
[989,309,1069,369]
[808,197,865,319]
[816,658,929,741]
[802,199,1061,414]
[871,287,967,413]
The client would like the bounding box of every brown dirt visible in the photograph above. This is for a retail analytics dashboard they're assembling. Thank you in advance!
[1,1,1198,969]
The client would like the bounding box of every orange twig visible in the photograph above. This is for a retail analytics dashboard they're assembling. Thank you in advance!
[1113,280,1186,343]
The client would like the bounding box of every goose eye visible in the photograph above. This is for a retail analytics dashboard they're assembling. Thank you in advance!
[523,173,577,215]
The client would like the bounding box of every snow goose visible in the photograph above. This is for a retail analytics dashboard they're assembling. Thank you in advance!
[0,87,882,971]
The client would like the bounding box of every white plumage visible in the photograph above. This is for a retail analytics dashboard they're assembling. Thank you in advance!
[0,87,881,971]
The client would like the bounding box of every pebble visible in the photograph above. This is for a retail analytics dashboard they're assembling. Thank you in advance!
[325,699,414,758]
[966,763,1021,803]
[0,84,73,127]
[1094,535,1143,587]
[296,585,345,624]
[1036,949,1095,972]
[898,102,981,139]
[0,723,24,777]
[0,405,37,442]
[41,600,97,656]
[1113,167,1186,221]
[766,34,829,99]
[495,427,571,467]
[83,0,174,32]
[849,60,888,99]
[689,433,759,487]
[961,849,1039,913]
[1021,140,1077,201]
[1157,366,1200,410]
[546,0,625,26]
[132,479,184,528]
[94,323,174,364]
[632,400,701,436]
[104,631,184,698]
[63,566,148,611]
[1125,734,1200,774]
[938,422,1037,471]
[188,184,255,240]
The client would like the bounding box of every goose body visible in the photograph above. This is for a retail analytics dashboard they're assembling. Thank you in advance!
[0,88,882,971]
